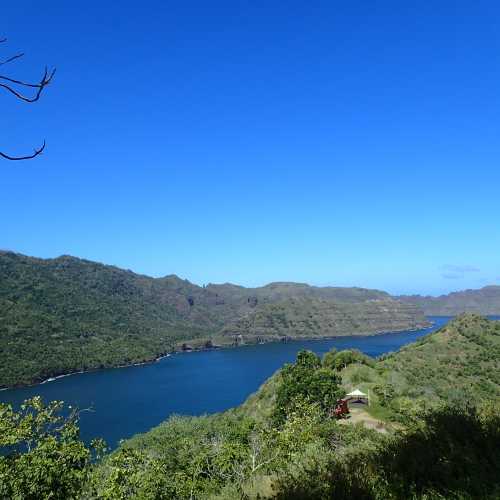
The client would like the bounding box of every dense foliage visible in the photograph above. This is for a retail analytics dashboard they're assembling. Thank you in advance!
[323,347,375,371]
[0,357,346,499]
[0,397,104,499]
[273,403,500,500]
[0,250,426,388]
[273,350,343,424]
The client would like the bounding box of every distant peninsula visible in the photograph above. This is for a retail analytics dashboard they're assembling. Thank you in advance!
[398,286,500,316]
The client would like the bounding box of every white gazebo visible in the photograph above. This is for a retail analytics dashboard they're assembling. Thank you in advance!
[345,388,369,405]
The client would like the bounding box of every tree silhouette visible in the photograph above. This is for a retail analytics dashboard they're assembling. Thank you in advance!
[0,36,55,160]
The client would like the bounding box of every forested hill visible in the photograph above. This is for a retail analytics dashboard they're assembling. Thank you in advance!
[0,251,427,388]
[398,285,500,315]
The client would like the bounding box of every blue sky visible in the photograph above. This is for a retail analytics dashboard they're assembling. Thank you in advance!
[2,1,500,295]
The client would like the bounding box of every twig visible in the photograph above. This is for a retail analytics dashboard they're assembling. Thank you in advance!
[0,141,45,161]
[0,52,24,66]
[0,67,56,102]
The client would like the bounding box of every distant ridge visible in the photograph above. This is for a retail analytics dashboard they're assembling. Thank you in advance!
[398,285,500,315]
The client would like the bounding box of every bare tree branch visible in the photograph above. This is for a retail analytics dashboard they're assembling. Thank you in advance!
[0,140,45,161]
[0,67,56,88]
[0,37,25,67]
[1,35,55,160]
[0,52,24,66]
[0,67,56,102]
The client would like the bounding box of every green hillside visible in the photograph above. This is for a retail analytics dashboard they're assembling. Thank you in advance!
[0,251,219,388]
[380,314,500,401]
[341,314,500,421]
[0,251,427,388]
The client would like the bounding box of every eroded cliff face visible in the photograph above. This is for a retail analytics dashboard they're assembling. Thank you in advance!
[219,297,429,344]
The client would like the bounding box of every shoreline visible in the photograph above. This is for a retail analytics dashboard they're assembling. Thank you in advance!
[1,353,173,392]
[0,322,434,392]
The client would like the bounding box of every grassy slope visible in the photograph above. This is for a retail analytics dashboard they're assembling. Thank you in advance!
[341,314,500,420]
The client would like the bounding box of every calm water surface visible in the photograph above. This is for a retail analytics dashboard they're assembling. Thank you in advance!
[0,316,458,448]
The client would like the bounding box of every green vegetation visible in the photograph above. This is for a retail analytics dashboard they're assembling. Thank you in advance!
[0,251,215,388]
[323,347,375,371]
[0,251,427,388]
[273,350,342,424]
[0,397,104,499]
[399,285,500,315]
[272,403,500,500]
[2,316,500,498]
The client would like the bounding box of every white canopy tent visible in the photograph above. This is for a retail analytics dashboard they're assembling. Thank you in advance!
[346,389,367,398]
[345,388,370,405]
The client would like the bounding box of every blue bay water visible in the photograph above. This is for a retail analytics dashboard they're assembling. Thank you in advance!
[0,316,464,448]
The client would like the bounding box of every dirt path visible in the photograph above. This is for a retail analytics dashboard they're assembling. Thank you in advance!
[338,407,388,433]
